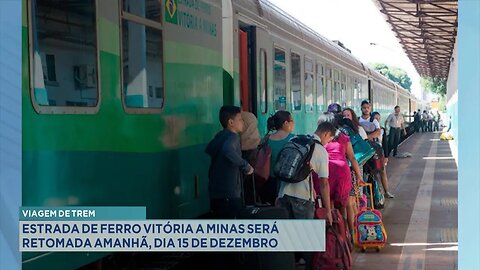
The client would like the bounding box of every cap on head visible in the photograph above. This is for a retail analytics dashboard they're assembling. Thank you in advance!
[327,103,342,114]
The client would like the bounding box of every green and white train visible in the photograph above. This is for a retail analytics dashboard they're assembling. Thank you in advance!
[22,0,421,268]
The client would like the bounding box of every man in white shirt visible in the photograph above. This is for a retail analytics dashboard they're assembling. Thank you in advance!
[385,106,406,157]
[359,100,395,199]
[359,100,381,140]
[277,122,335,269]
[277,122,335,225]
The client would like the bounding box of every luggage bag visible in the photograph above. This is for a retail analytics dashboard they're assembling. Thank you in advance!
[237,175,295,270]
[311,208,352,270]
[353,183,387,252]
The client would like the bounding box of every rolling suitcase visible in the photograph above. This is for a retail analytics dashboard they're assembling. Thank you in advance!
[236,175,295,270]
[353,183,387,252]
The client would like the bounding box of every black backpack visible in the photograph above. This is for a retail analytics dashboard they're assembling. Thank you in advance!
[273,135,319,183]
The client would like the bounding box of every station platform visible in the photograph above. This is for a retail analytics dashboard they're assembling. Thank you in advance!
[95,132,458,270]
[352,131,458,270]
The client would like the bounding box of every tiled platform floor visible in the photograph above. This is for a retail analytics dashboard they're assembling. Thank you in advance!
[352,132,458,270]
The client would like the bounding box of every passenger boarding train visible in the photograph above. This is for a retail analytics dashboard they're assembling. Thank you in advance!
[22,0,423,268]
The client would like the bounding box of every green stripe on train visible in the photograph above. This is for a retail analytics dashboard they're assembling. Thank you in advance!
[23,51,223,152]
[23,146,211,217]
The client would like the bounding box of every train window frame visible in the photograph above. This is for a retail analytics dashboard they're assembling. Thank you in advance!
[27,0,101,114]
[333,69,340,104]
[316,62,325,112]
[259,48,268,114]
[340,72,347,107]
[304,56,314,113]
[290,51,302,112]
[120,0,165,114]
[273,45,287,111]
[346,76,352,108]
[325,64,332,105]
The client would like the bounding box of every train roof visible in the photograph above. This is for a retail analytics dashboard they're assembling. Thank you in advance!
[367,67,396,89]
[234,0,418,98]
[233,0,367,75]
[366,66,411,97]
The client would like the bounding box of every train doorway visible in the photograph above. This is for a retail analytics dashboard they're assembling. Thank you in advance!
[239,24,257,115]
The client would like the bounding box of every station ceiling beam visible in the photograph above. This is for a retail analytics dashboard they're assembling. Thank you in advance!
[373,0,458,78]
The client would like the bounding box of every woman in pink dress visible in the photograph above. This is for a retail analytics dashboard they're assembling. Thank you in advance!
[318,112,363,235]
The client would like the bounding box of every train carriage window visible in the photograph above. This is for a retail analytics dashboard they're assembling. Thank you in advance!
[333,69,340,104]
[122,0,164,110]
[340,73,346,107]
[274,48,287,111]
[123,0,161,22]
[291,52,301,111]
[29,0,99,112]
[346,77,353,107]
[304,58,314,112]
[325,66,332,105]
[353,78,359,108]
[259,49,268,114]
[316,63,325,112]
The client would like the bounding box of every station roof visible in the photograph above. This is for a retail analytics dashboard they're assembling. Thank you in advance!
[373,0,458,78]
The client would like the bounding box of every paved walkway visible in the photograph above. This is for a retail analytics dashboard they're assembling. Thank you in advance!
[352,132,458,270]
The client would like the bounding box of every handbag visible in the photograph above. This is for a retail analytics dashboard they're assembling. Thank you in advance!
[253,134,271,188]
[350,133,375,166]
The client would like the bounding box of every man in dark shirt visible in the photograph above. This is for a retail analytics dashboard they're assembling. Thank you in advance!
[205,106,254,219]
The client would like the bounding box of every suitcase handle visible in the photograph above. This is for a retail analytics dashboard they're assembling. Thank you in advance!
[357,182,375,211]
[241,171,271,207]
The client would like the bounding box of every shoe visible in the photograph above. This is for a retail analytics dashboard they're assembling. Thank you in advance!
[384,192,395,199]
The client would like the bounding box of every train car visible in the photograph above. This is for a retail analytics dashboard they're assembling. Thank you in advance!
[397,85,411,121]
[229,0,369,135]
[22,0,422,268]
[23,0,224,268]
[366,67,397,126]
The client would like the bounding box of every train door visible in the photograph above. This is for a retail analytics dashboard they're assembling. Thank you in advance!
[239,24,257,114]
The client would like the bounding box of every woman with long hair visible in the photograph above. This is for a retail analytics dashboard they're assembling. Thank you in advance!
[343,108,367,140]
[260,111,295,205]
[318,112,363,235]
[342,108,368,224]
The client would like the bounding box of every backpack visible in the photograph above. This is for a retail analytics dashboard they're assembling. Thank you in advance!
[312,208,352,270]
[365,141,385,172]
[253,135,272,188]
[353,183,387,252]
[273,135,319,183]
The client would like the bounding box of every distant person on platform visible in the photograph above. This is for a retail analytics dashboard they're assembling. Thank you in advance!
[414,109,422,132]
[422,110,428,132]
[206,105,254,219]
[434,111,441,132]
[385,106,406,157]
